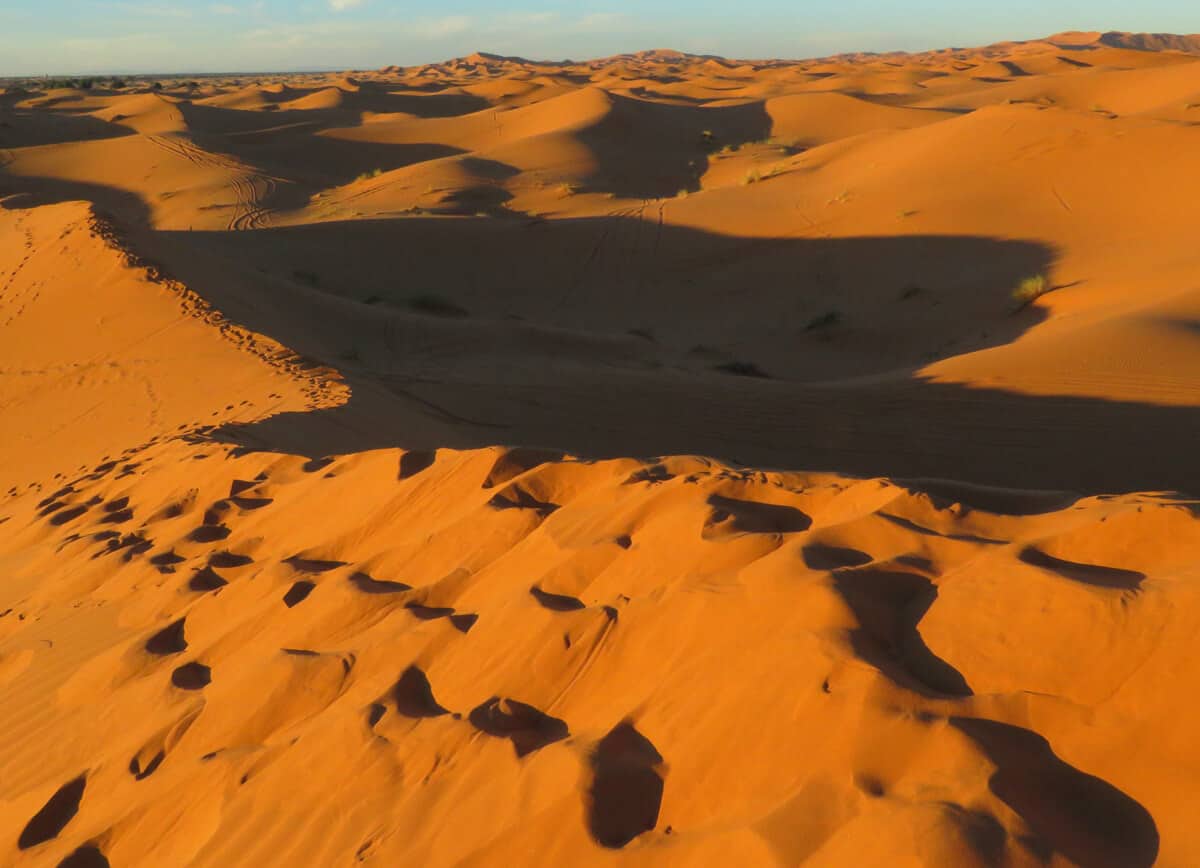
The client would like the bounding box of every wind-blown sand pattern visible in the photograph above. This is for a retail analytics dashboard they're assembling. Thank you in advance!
[1,29,1200,866]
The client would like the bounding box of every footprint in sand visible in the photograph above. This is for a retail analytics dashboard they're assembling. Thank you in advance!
[145,617,187,655]
[468,697,568,757]
[530,585,586,612]
[18,774,86,850]
[283,580,315,607]
[392,666,450,718]
[587,722,665,849]
[57,844,110,868]
[171,662,211,690]
[189,566,227,592]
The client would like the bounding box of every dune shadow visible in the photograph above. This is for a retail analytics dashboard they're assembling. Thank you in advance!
[361,86,491,118]
[706,494,812,534]
[125,215,1197,496]
[952,718,1158,868]
[195,127,466,189]
[0,174,152,226]
[18,774,86,850]
[832,566,971,697]
[1017,546,1144,590]
[0,109,134,148]
[5,170,1199,497]
[588,721,664,848]
[391,665,449,718]
[468,696,569,757]
[576,93,772,198]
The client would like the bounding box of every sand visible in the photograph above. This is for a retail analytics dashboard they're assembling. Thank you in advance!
[1,28,1199,866]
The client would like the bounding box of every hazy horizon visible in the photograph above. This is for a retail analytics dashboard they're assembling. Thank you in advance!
[1,0,1197,77]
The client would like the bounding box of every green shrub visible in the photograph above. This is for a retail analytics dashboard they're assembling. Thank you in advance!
[1011,274,1049,309]
[715,360,770,378]
[407,294,468,318]
[805,310,841,331]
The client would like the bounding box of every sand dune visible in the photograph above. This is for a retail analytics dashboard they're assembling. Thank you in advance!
[2,28,1200,866]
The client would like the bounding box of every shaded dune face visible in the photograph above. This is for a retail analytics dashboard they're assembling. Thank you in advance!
[0,28,1199,868]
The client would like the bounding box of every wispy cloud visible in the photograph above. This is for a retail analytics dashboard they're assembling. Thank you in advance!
[575,13,630,32]
[411,15,473,39]
[329,0,364,11]
[103,1,192,18]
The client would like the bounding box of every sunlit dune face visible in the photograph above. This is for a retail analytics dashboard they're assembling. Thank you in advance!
[1,30,1200,867]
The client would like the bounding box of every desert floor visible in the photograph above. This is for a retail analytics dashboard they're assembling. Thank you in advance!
[2,30,1199,867]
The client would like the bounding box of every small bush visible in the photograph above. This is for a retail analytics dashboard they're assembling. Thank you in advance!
[715,360,770,378]
[407,294,468,318]
[1011,274,1049,309]
[741,169,761,185]
[556,182,580,197]
[805,310,841,331]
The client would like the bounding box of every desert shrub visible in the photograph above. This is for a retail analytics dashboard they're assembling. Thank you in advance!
[805,310,841,331]
[556,182,580,197]
[1011,274,1049,309]
[407,294,468,318]
[714,360,770,378]
[741,169,761,185]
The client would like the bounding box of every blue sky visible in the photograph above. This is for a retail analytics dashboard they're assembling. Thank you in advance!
[0,1,1196,75]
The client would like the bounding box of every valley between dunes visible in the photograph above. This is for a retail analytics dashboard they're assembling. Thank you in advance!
[2,29,1200,866]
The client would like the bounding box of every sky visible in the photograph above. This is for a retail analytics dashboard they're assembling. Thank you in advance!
[0,0,1196,76]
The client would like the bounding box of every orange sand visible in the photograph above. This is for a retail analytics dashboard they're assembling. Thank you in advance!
[2,29,1200,866]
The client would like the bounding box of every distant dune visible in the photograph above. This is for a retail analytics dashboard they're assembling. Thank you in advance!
[2,29,1200,867]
